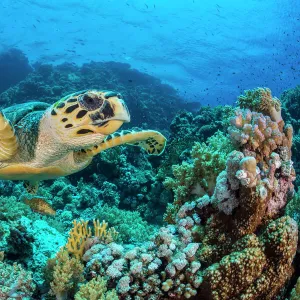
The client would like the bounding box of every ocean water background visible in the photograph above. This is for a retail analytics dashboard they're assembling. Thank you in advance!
[1,0,299,106]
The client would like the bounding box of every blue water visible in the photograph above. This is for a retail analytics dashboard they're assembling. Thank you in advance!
[0,0,299,105]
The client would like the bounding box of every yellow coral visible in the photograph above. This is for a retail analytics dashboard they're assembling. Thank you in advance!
[93,219,118,243]
[75,276,118,300]
[66,220,92,260]
[66,219,118,260]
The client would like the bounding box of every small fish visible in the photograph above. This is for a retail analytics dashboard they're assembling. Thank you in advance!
[24,197,56,216]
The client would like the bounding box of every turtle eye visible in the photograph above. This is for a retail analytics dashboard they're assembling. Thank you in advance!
[79,93,103,111]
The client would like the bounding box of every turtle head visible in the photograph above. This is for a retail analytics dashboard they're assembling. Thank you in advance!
[48,90,130,149]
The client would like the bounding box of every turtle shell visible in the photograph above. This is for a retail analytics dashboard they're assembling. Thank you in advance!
[2,102,51,161]
[3,101,50,126]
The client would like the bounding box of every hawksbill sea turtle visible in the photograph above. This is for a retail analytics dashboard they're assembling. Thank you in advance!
[0,89,166,199]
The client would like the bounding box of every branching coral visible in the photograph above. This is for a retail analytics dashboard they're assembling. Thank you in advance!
[66,219,118,260]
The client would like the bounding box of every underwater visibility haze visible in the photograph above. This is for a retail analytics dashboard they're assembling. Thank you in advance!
[0,0,300,299]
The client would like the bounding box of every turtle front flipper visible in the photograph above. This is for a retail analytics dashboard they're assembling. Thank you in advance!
[24,180,39,194]
[83,130,166,157]
[0,112,19,161]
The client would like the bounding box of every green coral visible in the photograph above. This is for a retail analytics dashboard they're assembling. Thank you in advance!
[96,204,157,243]
[164,131,234,222]
[0,195,31,221]
[75,276,118,300]
[238,87,282,122]
[290,277,300,300]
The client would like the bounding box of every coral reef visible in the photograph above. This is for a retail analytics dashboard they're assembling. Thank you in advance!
[1,86,300,299]
[47,88,296,299]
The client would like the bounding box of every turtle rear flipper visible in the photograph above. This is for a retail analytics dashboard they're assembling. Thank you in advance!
[0,112,19,161]
[83,130,166,157]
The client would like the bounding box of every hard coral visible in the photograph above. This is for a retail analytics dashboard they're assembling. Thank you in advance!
[198,216,298,299]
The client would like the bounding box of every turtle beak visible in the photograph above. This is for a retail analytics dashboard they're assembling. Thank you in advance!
[92,97,130,135]
[107,97,130,123]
